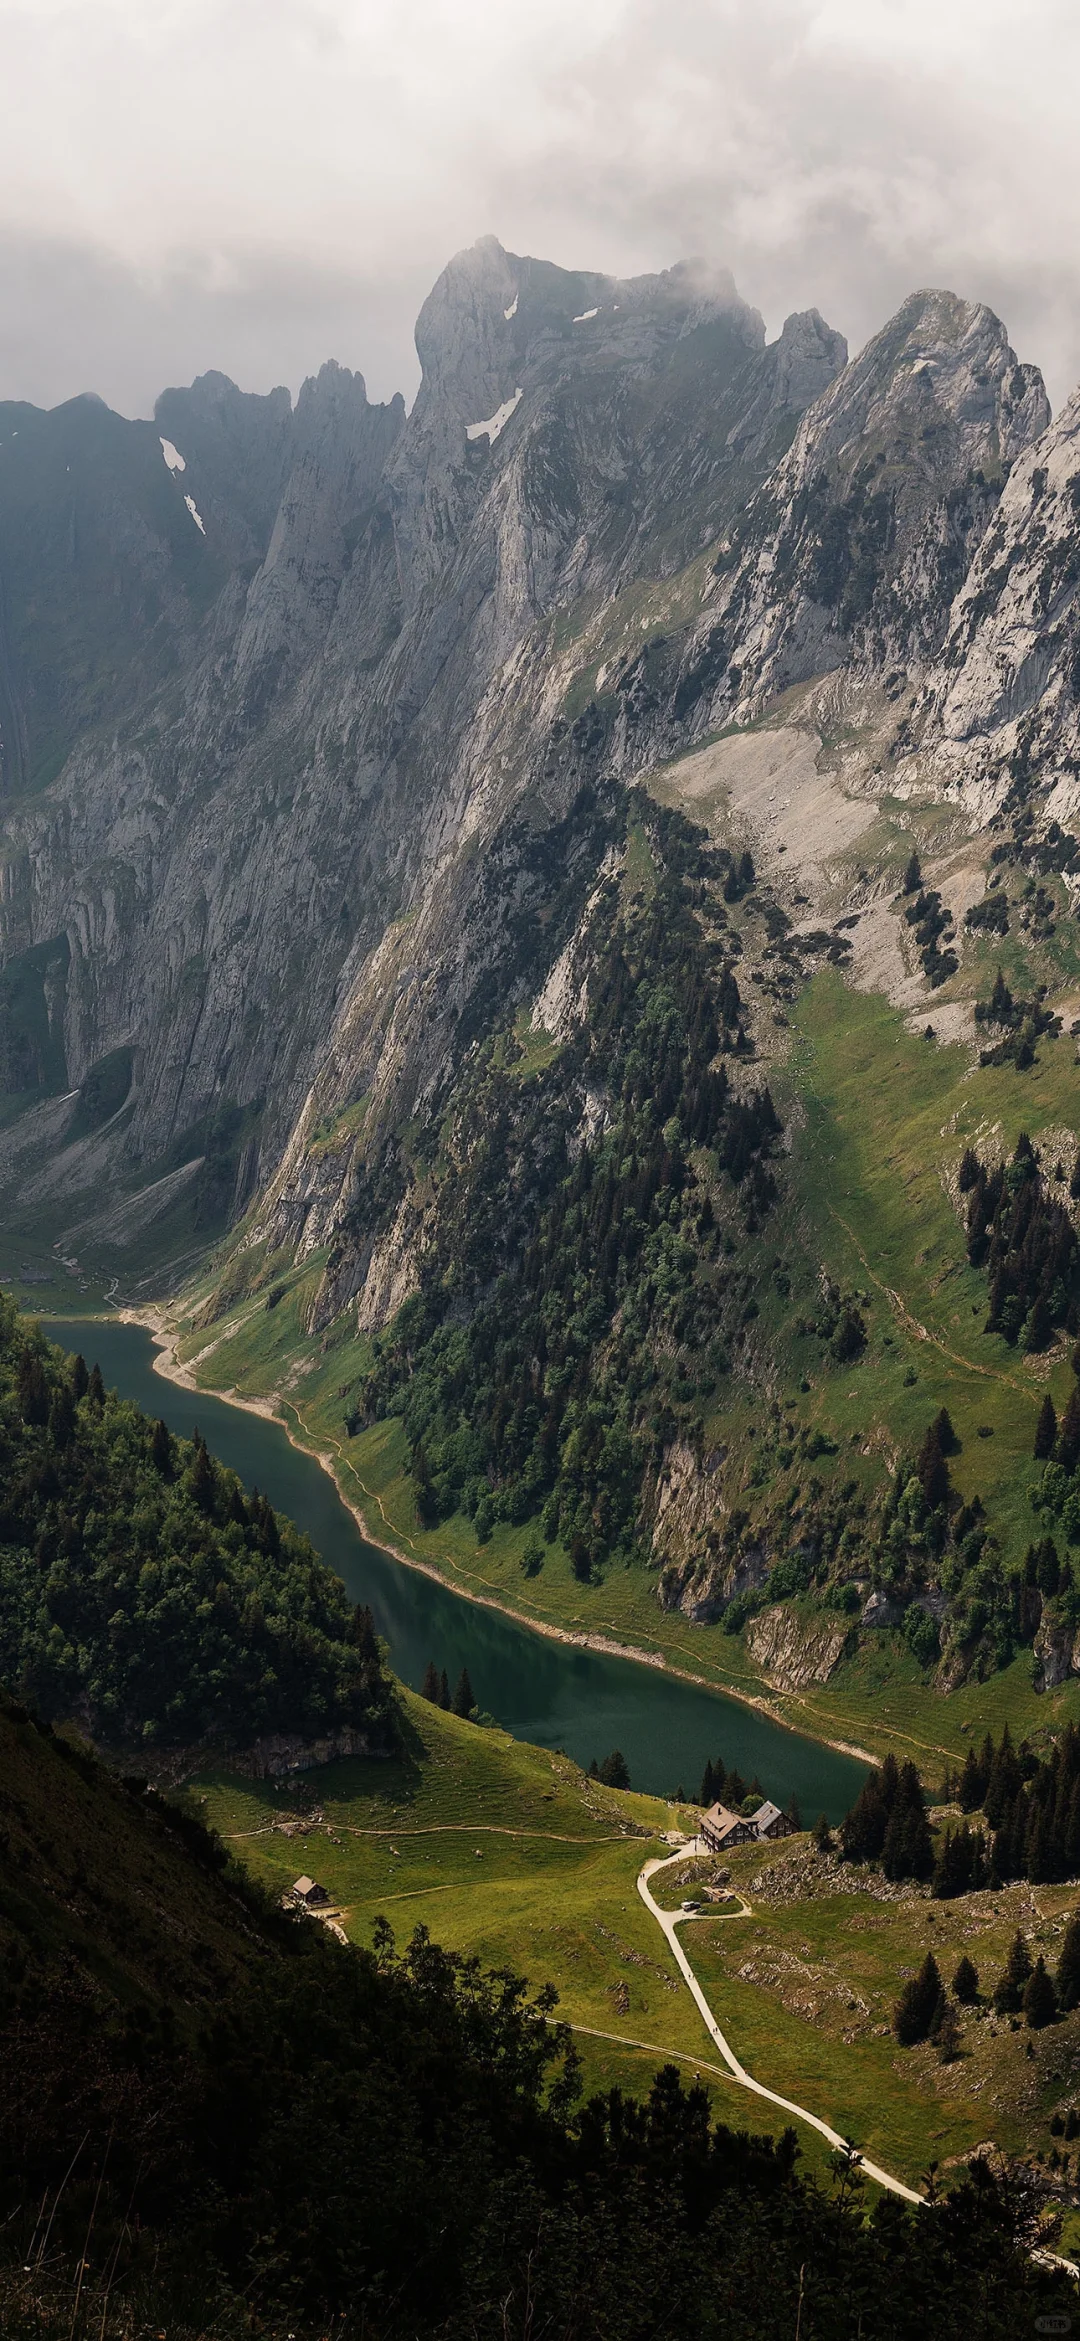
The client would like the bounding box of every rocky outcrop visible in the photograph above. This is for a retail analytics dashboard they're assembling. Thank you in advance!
[681,290,1049,726]
[916,387,1080,822]
[231,1726,387,1779]
[745,1602,853,1690]
[1032,1609,1080,1693]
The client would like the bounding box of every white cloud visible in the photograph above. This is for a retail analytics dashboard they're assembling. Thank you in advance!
[0,0,1077,412]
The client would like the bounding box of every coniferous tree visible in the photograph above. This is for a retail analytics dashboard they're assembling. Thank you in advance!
[993,1930,1033,2014]
[813,1814,832,1854]
[421,1660,440,1703]
[894,1953,943,2045]
[1035,1394,1058,1460]
[439,1670,451,1710]
[984,1726,1022,1829]
[700,1759,716,1807]
[1059,1390,1080,1475]
[881,1761,934,1882]
[953,1955,979,2005]
[151,1417,174,1478]
[1024,1956,1058,2029]
[902,850,922,894]
[786,1793,802,1830]
[598,1750,630,1790]
[917,1419,950,1510]
[70,1351,89,1399]
[935,2000,962,2062]
[189,1435,216,1516]
[1058,1911,1080,2012]
[452,1668,475,1719]
[87,1361,106,1408]
[725,1769,746,1809]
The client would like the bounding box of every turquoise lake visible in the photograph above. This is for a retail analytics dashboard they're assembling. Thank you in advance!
[44,1317,867,1817]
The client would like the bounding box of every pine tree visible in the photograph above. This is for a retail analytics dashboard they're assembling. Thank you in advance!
[894,1952,942,2045]
[952,1955,979,2005]
[984,1725,1022,1829]
[1057,1911,1080,2012]
[786,1793,802,1831]
[1035,1394,1058,1460]
[421,1660,440,1703]
[1037,1538,1061,1597]
[813,1814,832,1854]
[439,1670,451,1710]
[935,2000,962,2062]
[452,1668,475,1719]
[700,1760,716,1807]
[725,1770,746,1809]
[189,1436,215,1515]
[87,1362,105,1408]
[151,1418,173,1478]
[598,1750,630,1790]
[1059,1390,1080,1475]
[1024,1956,1058,2029]
[902,851,922,894]
[993,1930,1033,2013]
[71,1352,89,1400]
[917,1419,950,1510]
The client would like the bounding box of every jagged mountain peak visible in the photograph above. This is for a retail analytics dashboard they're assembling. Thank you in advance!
[411,235,766,422]
[687,287,1051,720]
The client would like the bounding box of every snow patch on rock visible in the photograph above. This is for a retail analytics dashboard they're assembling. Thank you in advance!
[184,493,206,534]
[465,389,523,445]
[160,437,186,473]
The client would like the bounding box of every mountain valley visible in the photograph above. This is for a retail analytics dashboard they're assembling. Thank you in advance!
[5,241,1080,1749]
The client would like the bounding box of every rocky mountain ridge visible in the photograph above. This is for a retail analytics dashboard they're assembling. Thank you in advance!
[7,238,1080,1707]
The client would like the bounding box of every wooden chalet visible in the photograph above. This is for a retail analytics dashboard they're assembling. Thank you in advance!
[700,1799,795,1854]
[291,1875,330,1908]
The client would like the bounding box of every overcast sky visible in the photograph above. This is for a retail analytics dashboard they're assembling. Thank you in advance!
[1,0,1077,418]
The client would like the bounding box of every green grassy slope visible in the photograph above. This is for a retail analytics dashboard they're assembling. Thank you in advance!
[675,1828,1080,2207]
[198,1687,833,2159]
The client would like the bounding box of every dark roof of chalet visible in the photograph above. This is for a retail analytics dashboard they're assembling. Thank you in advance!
[701,1802,751,1839]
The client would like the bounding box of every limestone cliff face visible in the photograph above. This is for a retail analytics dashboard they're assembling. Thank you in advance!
[674,290,1050,726]
[915,388,1080,822]
[0,244,1068,1346]
[0,237,849,1275]
[745,1603,853,1691]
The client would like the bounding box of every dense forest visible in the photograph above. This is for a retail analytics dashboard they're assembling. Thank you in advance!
[353,798,783,1579]
[0,1298,395,1750]
[1,1692,1071,2340]
[840,1724,1080,1893]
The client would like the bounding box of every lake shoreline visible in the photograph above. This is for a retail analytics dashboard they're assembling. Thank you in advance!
[88,1302,876,1772]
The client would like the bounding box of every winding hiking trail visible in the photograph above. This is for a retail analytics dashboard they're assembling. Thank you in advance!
[637,1846,924,2203]
[830,1208,1032,1397]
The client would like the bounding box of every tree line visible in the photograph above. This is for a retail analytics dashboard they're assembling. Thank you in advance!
[350,799,783,1584]
[841,1724,1080,1895]
[0,1298,396,1752]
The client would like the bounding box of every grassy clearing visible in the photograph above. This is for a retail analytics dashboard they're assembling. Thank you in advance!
[678,1832,1080,2190]
[198,1690,842,2171]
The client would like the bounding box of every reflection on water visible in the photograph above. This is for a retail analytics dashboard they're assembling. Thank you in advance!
[43,1318,867,1817]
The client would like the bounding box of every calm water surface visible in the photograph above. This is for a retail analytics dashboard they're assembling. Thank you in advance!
[45,1317,867,1817]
